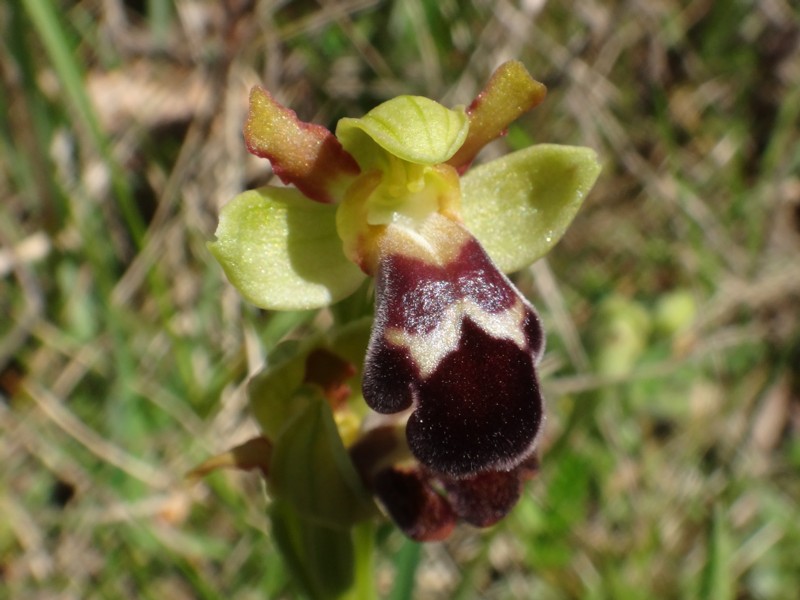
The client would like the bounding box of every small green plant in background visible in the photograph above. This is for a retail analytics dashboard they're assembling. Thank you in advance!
[199,61,600,598]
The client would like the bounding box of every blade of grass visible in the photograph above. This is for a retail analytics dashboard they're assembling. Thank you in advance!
[699,504,734,600]
[147,0,172,48]
[22,0,228,412]
[22,0,146,247]
[388,538,421,600]
[3,2,65,229]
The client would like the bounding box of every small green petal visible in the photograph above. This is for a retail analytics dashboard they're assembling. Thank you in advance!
[209,187,366,310]
[460,144,601,273]
[448,61,547,171]
[336,96,468,168]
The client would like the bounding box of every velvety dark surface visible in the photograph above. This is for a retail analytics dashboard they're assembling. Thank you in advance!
[373,466,455,541]
[363,231,544,476]
[380,237,522,335]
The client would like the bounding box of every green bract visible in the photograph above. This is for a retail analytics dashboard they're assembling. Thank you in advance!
[269,499,356,599]
[247,341,309,440]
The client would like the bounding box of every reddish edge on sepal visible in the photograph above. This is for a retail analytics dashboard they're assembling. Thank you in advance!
[244,87,360,203]
[362,219,545,478]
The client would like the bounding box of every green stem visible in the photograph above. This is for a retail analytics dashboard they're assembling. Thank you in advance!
[344,521,378,600]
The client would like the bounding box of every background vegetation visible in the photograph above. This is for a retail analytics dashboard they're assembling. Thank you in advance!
[2,0,799,598]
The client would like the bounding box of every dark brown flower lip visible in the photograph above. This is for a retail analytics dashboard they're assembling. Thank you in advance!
[372,465,456,542]
[362,216,545,478]
[359,452,540,541]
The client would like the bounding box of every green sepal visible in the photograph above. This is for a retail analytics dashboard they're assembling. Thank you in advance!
[268,396,376,529]
[269,499,355,600]
[336,96,468,169]
[209,186,365,310]
[460,144,601,273]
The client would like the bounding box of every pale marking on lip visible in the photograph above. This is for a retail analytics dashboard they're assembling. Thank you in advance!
[384,299,529,379]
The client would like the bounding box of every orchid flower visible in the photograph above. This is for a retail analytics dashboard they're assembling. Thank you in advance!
[208,62,600,546]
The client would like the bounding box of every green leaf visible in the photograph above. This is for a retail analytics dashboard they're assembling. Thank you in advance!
[268,397,376,529]
[270,500,355,600]
[336,96,468,168]
[460,144,601,273]
[209,186,365,310]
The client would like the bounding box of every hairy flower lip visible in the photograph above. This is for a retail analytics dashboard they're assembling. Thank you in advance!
[440,452,540,527]
[362,215,545,478]
[372,465,456,542]
[350,426,541,540]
